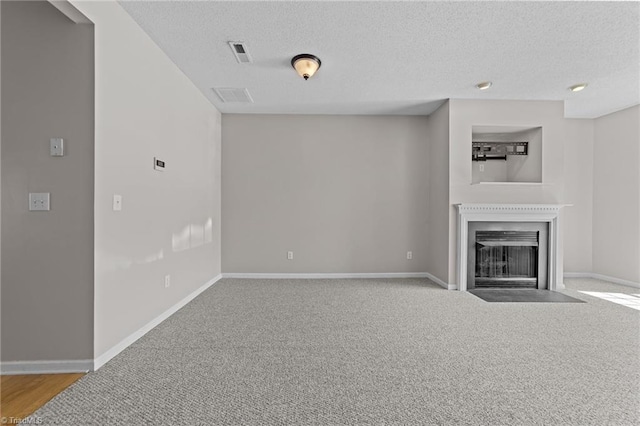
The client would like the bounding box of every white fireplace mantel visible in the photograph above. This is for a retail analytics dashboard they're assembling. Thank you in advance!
[456,204,568,292]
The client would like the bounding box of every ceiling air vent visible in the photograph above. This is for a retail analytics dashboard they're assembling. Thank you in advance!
[228,41,252,63]
[213,88,254,103]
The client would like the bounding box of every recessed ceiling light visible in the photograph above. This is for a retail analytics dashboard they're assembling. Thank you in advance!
[569,83,588,92]
[476,81,492,90]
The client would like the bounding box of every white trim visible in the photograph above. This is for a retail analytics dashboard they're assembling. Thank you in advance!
[223,272,457,290]
[424,272,457,290]
[564,272,640,289]
[0,359,92,375]
[223,272,430,279]
[93,274,222,371]
[473,182,547,186]
[456,204,568,292]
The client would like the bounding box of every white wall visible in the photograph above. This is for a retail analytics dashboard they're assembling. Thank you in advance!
[222,114,429,274]
[425,101,450,285]
[1,0,94,362]
[448,100,567,283]
[592,105,640,283]
[70,1,222,359]
[563,119,594,273]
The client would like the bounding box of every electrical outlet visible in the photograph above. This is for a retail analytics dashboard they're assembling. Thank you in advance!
[113,194,122,211]
[407,251,413,260]
[479,164,485,172]
[29,193,50,211]
[287,251,294,260]
[164,275,171,288]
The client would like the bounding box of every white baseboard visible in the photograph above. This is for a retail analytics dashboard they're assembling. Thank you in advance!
[423,272,457,290]
[223,272,430,279]
[222,272,457,290]
[0,359,92,375]
[564,272,640,289]
[93,274,223,371]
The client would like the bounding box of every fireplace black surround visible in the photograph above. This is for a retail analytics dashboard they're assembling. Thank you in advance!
[468,222,548,289]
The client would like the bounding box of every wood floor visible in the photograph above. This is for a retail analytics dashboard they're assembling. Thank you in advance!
[1,374,84,421]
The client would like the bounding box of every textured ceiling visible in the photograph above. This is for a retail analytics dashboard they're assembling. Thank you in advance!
[119,1,640,118]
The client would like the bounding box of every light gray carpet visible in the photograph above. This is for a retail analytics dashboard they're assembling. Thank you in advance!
[469,288,586,303]
[25,278,640,425]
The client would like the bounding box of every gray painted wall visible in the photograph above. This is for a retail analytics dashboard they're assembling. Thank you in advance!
[70,1,223,359]
[1,0,94,361]
[593,105,640,283]
[505,128,542,183]
[425,102,450,284]
[222,114,429,273]
[0,0,3,356]
[563,119,594,274]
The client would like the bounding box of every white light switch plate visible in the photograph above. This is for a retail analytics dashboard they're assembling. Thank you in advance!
[29,193,50,211]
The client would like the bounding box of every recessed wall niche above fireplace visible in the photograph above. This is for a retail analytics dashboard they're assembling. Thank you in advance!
[471,126,542,184]
[456,204,566,292]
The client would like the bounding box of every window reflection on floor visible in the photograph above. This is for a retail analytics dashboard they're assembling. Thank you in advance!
[579,291,640,311]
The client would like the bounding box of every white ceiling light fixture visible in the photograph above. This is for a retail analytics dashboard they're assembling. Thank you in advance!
[569,83,588,92]
[476,81,492,90]
[291,54,321,80]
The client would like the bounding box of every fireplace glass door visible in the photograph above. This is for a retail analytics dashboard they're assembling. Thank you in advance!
[475,231,538,288]
[468,222,548,289]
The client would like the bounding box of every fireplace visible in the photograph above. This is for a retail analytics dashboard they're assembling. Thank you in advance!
[468,222,548,289]
[456,204,566,292]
